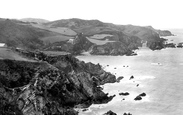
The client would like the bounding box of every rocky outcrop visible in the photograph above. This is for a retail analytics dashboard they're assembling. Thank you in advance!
[119,92,130,96]
[157,30,174,36]
[123,113,132,115]
[147,38,166,50]
[103,110,117,115]
[90,42,135,56]
[116,76,124,83]
[44,33,94,55]
[134,96,142,101]
[177,43,183,48]
[0,50,116,115]
[134,93,146,101]
[165,43,176,48]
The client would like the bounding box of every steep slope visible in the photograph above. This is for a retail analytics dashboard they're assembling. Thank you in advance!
[45,18,167,51]
[145,26,174,36]
[0,19,59,50]
[45,18,105,29]
[106,24,167,50]
[0,18,172,55]
[0,50,116,115]
[44,33,94,54]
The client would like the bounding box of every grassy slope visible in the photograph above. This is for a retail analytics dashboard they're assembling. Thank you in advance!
[0,47,35,61]
[40,35,73,43]
[0,19,76,50]
[0,19,59,49]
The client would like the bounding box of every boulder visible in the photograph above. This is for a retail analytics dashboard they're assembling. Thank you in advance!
[123,112,132,115]
[129,76,134,80]
[139,92,146,97]
[119,92,130,96]
[116,76,124,83]
[103,110,117,115]
[134,96,142,101]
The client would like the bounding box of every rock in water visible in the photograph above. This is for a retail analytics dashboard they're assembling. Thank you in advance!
[103,110,117,115]
[119,92,130,96]
[123,112,132,115]
[116,76,124,83]
[139,92,146,97]
[134,96,142,101]
[129,75,134,80]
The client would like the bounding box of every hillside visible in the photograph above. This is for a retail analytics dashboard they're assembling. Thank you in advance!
[20,18,49,24]
[0,49,116,115]
[0,19,72,50]
[45,18,170,50]
[0,18,173,55]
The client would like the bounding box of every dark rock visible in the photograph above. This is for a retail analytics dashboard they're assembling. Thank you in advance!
[103,110,117,115]
[134,96,142,101]
[138,92,146,97]
[82,108,88,112]
[177,43,183,48]
[116,76,124,83]
[123,112,132,115]
[129,76,134,80]
[119,92,129,96]
[90,40,140,56]
[0,51,116,115]
[136,84,139,87]
[165,43,176,48]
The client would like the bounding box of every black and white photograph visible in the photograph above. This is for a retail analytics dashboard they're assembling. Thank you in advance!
[0,0,183,115]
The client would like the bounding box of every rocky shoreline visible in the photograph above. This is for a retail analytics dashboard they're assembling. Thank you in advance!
[0,49,116,115]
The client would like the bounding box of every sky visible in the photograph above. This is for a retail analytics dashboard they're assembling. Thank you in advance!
[0,0,183,29]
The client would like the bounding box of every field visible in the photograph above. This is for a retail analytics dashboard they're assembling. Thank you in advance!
[87,37,115,45]
[43,51,70,56]
[0,47,34,61]
[31,24,77,36]
[41,35,74,43]
[89,34,113,39]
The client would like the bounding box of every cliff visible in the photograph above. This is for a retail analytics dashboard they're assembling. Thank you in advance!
[0,50,116,115]
[156,30,174,36]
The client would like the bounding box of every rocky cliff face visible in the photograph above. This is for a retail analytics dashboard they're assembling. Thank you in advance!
[0,50,116,115]
[46,32,141,56]
[156,30,174,36]
[91,42,134,56]
[44,33,94,55]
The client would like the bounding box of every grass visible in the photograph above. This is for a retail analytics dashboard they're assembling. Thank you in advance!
[31,24,77,36]
[49,27,77,36]
[86,37,115,45]
[41,35,74,43]
[0,47,35,61]
[89,34,113,39]
[43,51,70,56]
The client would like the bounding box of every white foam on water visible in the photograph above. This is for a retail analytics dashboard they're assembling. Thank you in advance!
[151,63,162,66]
[134,75,156,80]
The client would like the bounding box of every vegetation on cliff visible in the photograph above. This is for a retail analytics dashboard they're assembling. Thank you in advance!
[0,49,116,115]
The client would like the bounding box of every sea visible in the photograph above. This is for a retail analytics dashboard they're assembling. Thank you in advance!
[76,29,183,115]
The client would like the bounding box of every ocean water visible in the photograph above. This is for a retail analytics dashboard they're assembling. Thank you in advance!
[77,29,183,115]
